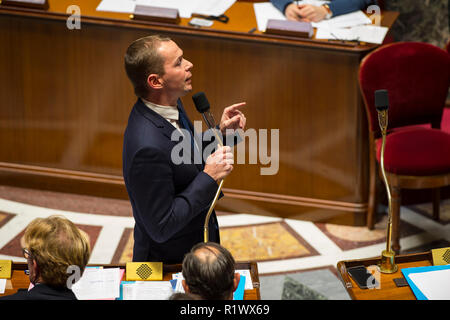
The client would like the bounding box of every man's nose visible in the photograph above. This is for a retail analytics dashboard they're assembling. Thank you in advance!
[185,59,193,70]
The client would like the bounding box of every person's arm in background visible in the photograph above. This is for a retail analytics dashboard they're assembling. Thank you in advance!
[271,0,377,22]
[271,0,302,21]
[328,0,377,17]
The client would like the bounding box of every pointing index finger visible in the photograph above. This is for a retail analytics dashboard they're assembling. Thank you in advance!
[227,102,246,111]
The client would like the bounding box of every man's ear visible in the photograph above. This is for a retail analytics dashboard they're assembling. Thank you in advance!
[182,279,190,293]
[233,273,241,292]
[147,73,163,90]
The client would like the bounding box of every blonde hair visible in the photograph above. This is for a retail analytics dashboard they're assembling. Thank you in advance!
[23,215,91,288]
[124,34,171,98]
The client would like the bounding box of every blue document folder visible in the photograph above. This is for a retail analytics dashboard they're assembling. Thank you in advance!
[401,264,450,300]
[233,275,246,300]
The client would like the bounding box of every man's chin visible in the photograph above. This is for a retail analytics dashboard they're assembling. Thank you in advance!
[182,86,193,95]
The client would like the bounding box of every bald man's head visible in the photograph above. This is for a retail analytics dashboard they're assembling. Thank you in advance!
[182,242,240,300]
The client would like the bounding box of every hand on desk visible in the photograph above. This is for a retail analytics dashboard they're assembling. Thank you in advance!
[285,4,328,22]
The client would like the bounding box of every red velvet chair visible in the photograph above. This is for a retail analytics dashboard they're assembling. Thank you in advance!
[359,42,450,253]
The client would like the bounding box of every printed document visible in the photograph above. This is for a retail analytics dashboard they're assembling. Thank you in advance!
[71,267,122,300]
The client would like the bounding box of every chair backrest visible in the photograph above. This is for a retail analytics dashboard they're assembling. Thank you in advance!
[359,42,450,138]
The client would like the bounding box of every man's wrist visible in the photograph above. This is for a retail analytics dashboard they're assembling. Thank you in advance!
[322,4,332,19]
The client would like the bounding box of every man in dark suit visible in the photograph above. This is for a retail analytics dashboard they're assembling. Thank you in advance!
[271,0,377,22]
[123,35,246,264]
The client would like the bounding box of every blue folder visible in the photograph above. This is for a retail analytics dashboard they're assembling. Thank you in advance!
[401,264,450,300]
[233,275,246,300]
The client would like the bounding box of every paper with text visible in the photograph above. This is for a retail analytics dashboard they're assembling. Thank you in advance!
[122,281,173,300]
[71,268,122,300]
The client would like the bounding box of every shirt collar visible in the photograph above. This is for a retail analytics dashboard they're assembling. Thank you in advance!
[141,98,179,121]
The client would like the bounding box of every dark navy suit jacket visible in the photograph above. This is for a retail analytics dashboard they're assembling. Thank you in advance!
[123,98,220,264]
[0,283,76,300]
[271,0,377,17]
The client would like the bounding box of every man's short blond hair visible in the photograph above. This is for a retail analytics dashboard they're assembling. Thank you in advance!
[23,215,91,288]
[124,34,171,98]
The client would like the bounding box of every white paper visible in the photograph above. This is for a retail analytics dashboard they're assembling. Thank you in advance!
[350,25,388,44]
[311,10,372,29]
[0,279,6,294]
[193,0,236,16]
[315,25,387,44]
[122,281,173,300]
[96,0,136,13]
[236,269,253,290]
[71,268,121,300]
[409,269,450,300]
[253,2,286,32]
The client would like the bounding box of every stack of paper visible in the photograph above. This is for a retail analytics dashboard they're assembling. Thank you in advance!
[315,25,388,44]
[120,281,174,300]
[71,267,123,300]
[96,0,236,19]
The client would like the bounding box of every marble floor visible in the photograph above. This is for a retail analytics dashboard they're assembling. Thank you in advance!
[0,185,449,299]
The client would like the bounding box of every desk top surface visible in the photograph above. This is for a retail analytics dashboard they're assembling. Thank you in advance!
[0,0,399,52]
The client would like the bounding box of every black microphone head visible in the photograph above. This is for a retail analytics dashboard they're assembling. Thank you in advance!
[192,92,210,113]
[374,89,389,111]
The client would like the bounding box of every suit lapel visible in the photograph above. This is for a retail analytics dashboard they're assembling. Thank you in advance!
[134,98,177,140]
[134,98,203,171]
[177,100,204,172]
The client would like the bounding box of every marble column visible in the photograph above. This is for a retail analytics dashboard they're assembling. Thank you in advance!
[385,0,449,49]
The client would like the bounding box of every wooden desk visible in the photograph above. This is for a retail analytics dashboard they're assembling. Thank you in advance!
[337,252,433,300]
[0,261,260,300]
[0,1,398,225]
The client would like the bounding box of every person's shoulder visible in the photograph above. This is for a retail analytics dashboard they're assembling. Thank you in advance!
[0,289,29,300]
[27,284,77,300]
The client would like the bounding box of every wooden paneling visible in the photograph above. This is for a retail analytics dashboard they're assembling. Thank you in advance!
[0,1,398,224]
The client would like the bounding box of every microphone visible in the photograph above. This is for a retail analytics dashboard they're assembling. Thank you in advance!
[192,92,225,243]
[192,92,223,147]
[374,89,397,274]
[375,89,389,134]
[374,89,389,111]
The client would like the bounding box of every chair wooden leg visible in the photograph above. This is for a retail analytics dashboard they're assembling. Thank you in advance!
[391,187,401,254]
[432,188,440,221]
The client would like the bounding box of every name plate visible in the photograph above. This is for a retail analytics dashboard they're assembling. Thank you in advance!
[126,262,163,281]
[0,0,49,10]
[0,260,12,279]
[132,5,180,24]
[432,247,450,266]
[265,19,313,38]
